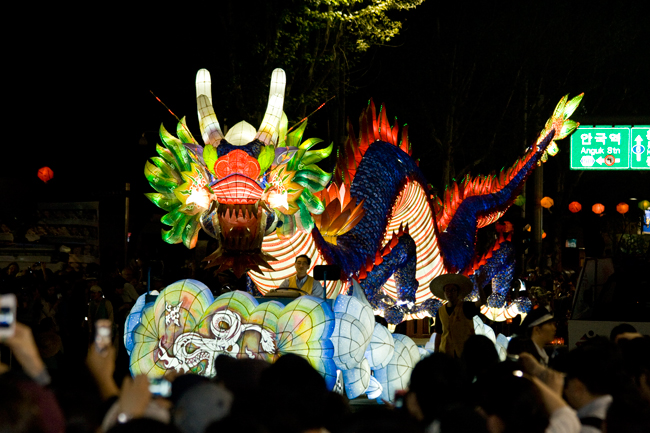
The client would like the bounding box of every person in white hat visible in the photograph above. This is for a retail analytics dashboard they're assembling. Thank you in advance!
[430,274,486,358]
[520,305,557,367]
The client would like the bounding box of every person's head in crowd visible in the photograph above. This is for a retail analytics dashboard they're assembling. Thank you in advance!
[168,374,210,404]
[605,393,650,433]
[407,352,470,426]
[617,336,650,402]
[475,362,549,433]
[609,323,642,343]
[521,306,556,348]
[258,353,330,433]
[4,261,19,276]
[507,335,541,362]
[121,268,135,283]
[215,356,270,417]
[172,380,233,433]
[89,285,103,302]
[610,322,639,343]
[0,373,66,433]
[462,334,500,383]
[563,337,628,410]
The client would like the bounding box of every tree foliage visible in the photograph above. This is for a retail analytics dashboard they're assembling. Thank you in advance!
[207,0,423,146]
[308,0,423,51]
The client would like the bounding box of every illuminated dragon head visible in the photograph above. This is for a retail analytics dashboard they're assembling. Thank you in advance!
[145,69,332,277]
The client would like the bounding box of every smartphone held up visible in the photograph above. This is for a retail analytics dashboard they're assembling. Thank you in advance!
[94,319,112,354]
[149,377,172,397]
[0,294,17,339]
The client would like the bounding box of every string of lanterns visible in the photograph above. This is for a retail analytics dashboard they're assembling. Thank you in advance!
[565,199,649,214]
[543,197,643,215]
[34,164,650,216]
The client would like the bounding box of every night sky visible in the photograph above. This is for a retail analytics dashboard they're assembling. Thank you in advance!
[3,1,649,224]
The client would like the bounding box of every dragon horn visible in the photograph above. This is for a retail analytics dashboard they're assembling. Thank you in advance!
[196,68,225,146]
[256,68,286,146]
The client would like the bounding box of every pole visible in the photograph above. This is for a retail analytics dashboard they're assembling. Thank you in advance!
[124,183,130,268]
[522,79,528,221]
[533,165,543,268]
[521,80,528,274]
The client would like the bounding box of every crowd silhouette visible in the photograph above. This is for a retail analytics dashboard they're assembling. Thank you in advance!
[1,261,649,433]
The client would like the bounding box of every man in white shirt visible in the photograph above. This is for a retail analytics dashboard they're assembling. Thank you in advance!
[277,255,324,298]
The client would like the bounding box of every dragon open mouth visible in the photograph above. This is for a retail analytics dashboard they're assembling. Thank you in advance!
[212,173,269,253]
[216,202,265,251]
[204,177,277,277]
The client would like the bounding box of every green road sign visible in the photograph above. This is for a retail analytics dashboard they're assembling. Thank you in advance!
[630,127,650,170]
[570,125,650,170]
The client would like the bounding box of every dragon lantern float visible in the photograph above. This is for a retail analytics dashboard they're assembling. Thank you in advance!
[129,68,581,400]
[143,68,581,324]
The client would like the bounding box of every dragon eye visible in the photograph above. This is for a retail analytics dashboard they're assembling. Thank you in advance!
[218,321,230,330]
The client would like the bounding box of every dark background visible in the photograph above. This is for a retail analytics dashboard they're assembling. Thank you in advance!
[2,0,648,266]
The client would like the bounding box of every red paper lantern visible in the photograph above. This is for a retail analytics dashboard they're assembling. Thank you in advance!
[568,201,582,213]
[592,203,605,215]
[37,167,54,183]
[616,202,629,214]
[541,197,554,209]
